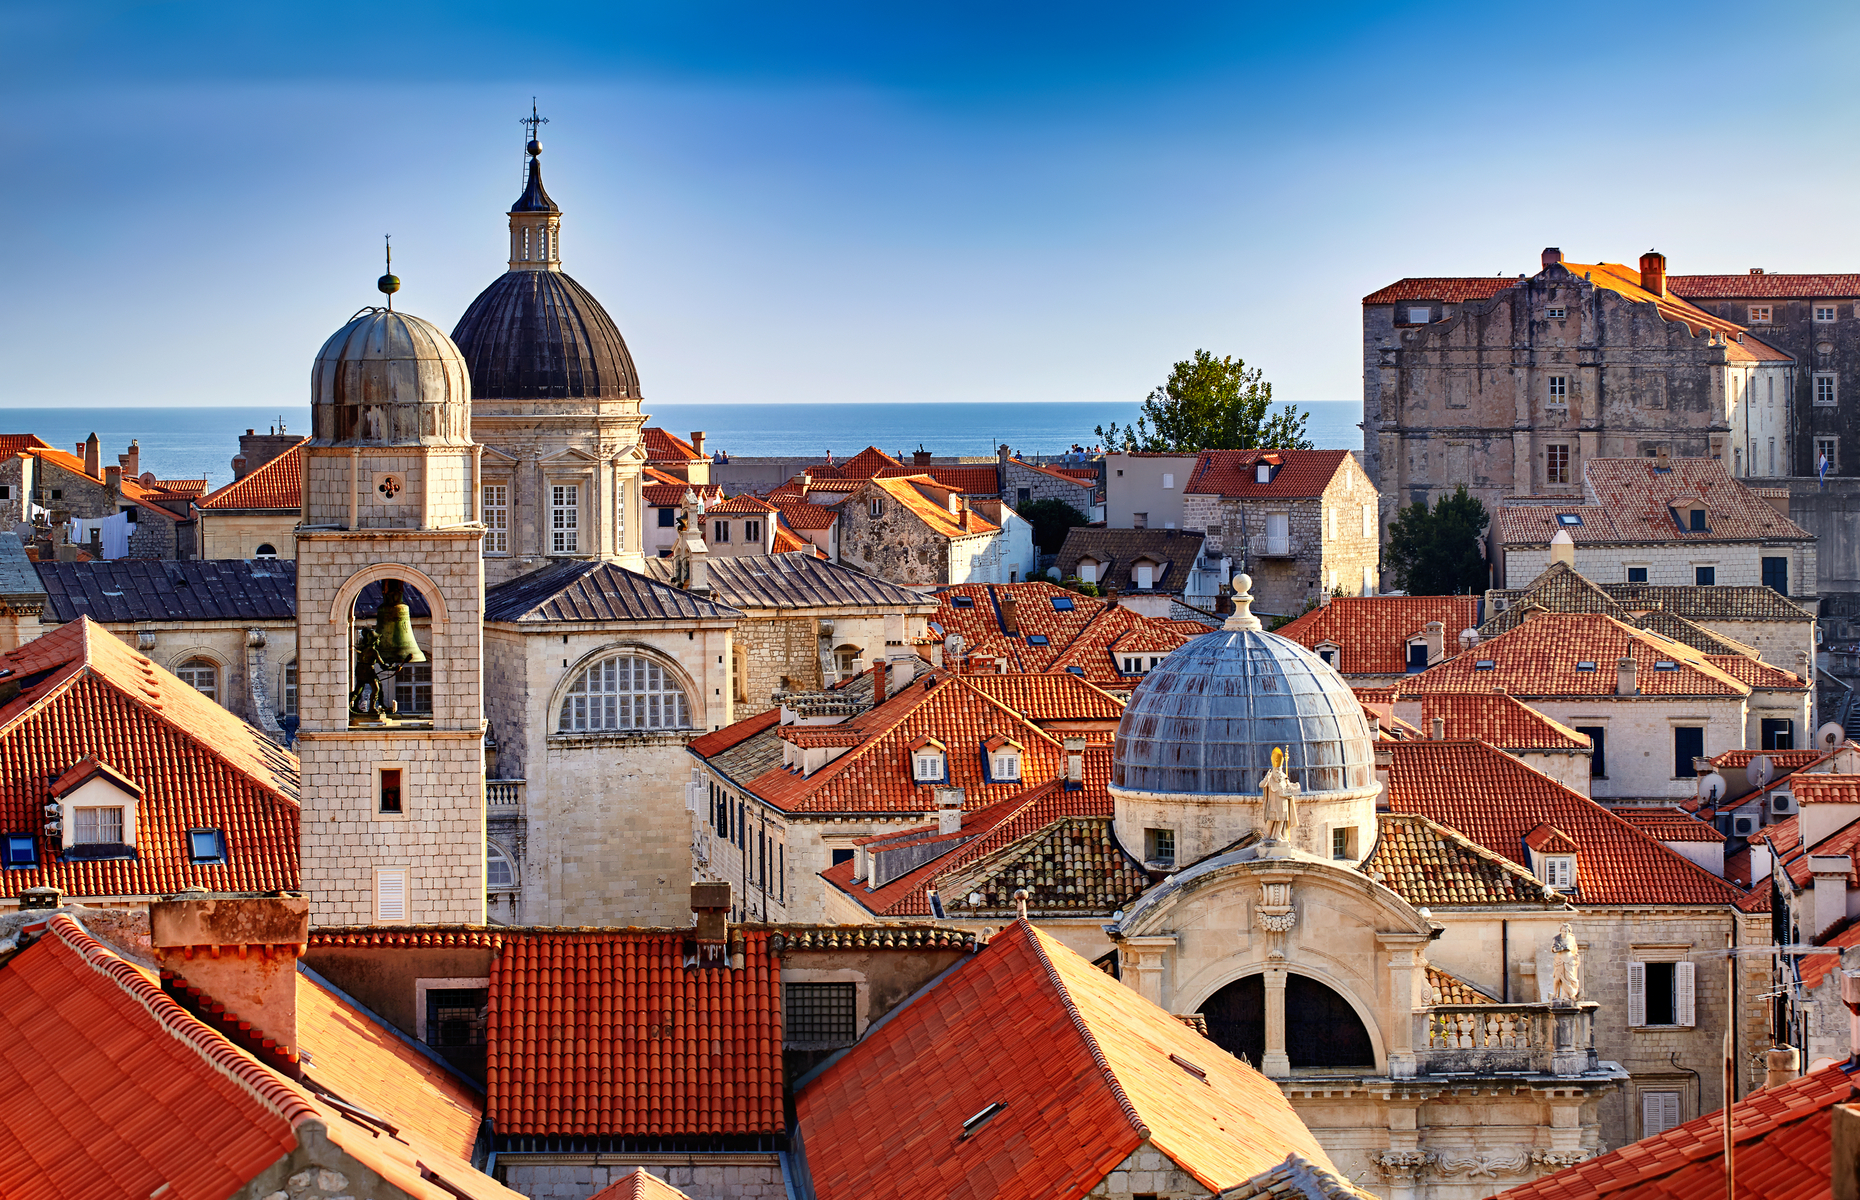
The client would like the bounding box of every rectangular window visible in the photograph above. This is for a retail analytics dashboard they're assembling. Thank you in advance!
[831,847,855,866]
[1626,567,1648,583]
[0,486,10,501]
[379,768,403,814]
[1762,719,1795,751]
[1331,826,1357,861]
[744,520,761,542]
[1749,305,1772,324]
[282,663,298,717]
[1132,512,1148,529]
[1546,444,1570,485]
[1016,487,1031,503]
[1162,473,1175,489]
[1547,376,1567,402]
[992,753,1020,781]
[1546,307,1567,319]
[1695,566,1715,586]
[74,807,123,844]
[1405,305,1431,324]
[1542,856,1574,889]
[482,484,508,554]
[375,867,407,921]
[1144,827,1176,867]
[1816,374,1838,406]
[1630,960,1696,1027]
[1642,1090,1682,1137]
[1673,727,1705,778]
[714,520,730,543]
[4,834,35,867]
[394,662,433,714]
[657,507,676,527]
[1819,438,1839,474]
[913,753,944,781]
[785,982,857,1045]
[1135,564,1153,590]
[1817,305,1838,322]
[550,483,579,553]
[1575,726,1606,777]
[869,497,883,518]
[1406,643,1429,673]
[1762,556,1788,596]
[187,828,224,863]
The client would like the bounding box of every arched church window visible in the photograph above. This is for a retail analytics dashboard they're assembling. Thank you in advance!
[1201,973,1375,1071]
[254,543,277,559]
[558,654,691,732]
[176,658,218,704]
[487,842,517,891]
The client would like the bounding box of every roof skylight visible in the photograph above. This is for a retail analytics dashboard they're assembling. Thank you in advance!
[1051,596,1075,611]
[1576,661,1596,671]
[1026,634,1049,646]
[1474,660,1496,670]
[960,1102,1005,1140]
[1557,513,1583,526]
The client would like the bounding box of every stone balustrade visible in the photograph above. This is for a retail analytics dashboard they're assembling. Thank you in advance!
[486,778,526,810]
[1415,1001,1599,1077]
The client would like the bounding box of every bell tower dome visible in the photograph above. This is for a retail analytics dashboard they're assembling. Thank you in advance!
[297,266,488,926]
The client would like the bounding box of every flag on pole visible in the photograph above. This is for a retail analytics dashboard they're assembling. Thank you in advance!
[1820,450,1830,489]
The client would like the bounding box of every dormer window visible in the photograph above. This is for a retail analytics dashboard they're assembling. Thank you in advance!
[52,757,141,855]
[1541,856,1575,890]
[910,737,948,783]
[951,595,975,609]
[75,806,123,845]
[1316,641,1339,667]
[4,834,35,868]
[1255,463,1273,484]
[1406,642,1429,673]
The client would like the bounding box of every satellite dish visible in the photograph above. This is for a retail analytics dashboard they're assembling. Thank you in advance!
[1747,755,1774,789]
[1820,722,1845,752]
[1698,773,1726,806]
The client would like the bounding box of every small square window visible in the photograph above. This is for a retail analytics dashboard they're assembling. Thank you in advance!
[991,753,1021,781]
[4,834,34,868]
[1545,307,1567,319]
[1748,305,1773,325]
[1627,567,1648,583]
[1542,856,1575,889]
[913,753,945,782]
[1654,661,1680,671]
[1695,566,1716,586]
[49,489,62,501]
[1405,306,1432,324]
[657,507,676,527]
[188,829,224,863]
[0,486,10,501]
[1688,509,1708,532]
[1547,376,1567,401]
[379,768,403,814]
[1556,513,1583,526]
[1816,305,1838,322]
[1145,827,1176,867]
[1331,826,1358,860]
[1065,665,1085,676]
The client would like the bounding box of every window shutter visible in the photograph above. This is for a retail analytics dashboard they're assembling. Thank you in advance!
[1628,961,1646,1026]
[377,869,408,923]
[1675,961,1696,1027]
[1642,1090,1680,1136]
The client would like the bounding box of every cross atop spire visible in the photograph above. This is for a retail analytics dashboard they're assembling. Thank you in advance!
[521,98,548,158]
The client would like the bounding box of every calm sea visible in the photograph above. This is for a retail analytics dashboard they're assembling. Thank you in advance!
[0,400,1363,491]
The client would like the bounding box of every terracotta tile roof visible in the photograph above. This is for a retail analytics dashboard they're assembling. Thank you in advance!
[1401,611,1750,698]
[1704,652,1804,689]
[1481,562,1627,637]
[798,920,1353,1200]
[769,525,813,554]
[1500,459,1811,545]
[874,464,1002,494]
[826,446,904,477]
[591,1168,696,1200]
[0,616,300,902]
[930,583,1203,690]
[297,968,484,1162]
[708,493,777,514]
[1365,812,1553,907]
[959,672,1126,724]
[1798,921,1860,991]
[864,475,999,539]
[1363,277,1517,305]
[1425,965,1498,1005]
[713,675,1066,816]
[24,446,187,522]
[1668,272,1860,299]
[1276,596,1482,675]
[641,428,701,463]
[1631,609,1758,658]
[1005,457,1096,490]
[0,434,53,458]
[1046,605,1205,690]
[1410,692,1592,751]
[768,497,836,530]
[1790,775,1860,807]
[150,478,209,498]
[1524,823,1579,853]
[1184,449,1352,498]
[0,915,518,1200]
[1492,1060,1859,1200]
[643,467,685,486]
[643,481,723,509]
[1566,260,1791,358]
[1611,808,1726,843]
[197,441,306,511]
[1055,466,1100,482]
[1711,748,1825,774]
[1383,740,1749,907]
[1603,583,1814,621]
[486,928,784,1137]
[308,926,508,949]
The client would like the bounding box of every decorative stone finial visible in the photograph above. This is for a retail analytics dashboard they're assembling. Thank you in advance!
[1223,572,1262,632]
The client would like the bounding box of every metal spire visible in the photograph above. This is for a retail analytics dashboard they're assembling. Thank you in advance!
[377,234,400,309]
[521,98,549,180]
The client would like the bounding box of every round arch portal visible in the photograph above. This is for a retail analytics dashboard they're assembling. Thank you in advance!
[1200,972,1375,1072]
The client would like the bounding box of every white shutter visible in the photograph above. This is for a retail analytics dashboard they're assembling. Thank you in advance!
[1642,1090,1681,1136]
[377,869,408,923]
[1628,961,1647,1026]
[1675,961,1696,1027]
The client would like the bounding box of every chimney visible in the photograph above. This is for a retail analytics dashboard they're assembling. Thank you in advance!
[1430,716,1445,741]
[1001,594,1020,635]
[1639,250,1667,298]
[1765,1045,1800,1089]
[873,659,888,701]
[690,883,732,968]
[149,894,311,1076]
[1423,620,1444,665]
[1550,529,1575,567]
[690,431,706,458]
[1616,657,1638,697]
[1814,856,1852,940]
[936,786,965,834]
[104,465,121,492]
[914,447,932,466]
[1541,247,1562,269]
[231,454,249,480]
[83,433,101,479]
[1064,737,1085,787]
[122,440,140,478]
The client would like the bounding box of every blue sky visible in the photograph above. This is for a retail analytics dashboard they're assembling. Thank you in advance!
[2,1,1856,410]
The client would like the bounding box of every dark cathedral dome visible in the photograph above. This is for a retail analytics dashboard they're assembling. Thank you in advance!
[450,141,642,401]
[451,270,640,400]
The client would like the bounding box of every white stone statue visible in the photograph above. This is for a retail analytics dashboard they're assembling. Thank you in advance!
[1261,746,1301,844]
[1550,922,1581,1002]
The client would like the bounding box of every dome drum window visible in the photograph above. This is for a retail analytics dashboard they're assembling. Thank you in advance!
[558,654,692,733]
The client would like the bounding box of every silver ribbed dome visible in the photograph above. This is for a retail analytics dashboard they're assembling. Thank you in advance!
[310,308,472,446]
[1112,628,1375,796]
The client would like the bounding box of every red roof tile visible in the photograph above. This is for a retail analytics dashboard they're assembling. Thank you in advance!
[1786,775,1860,806]
[197,442,306,511]
[768,497,836,530]
[1411,692,1591,751]
[708,493,777,514]
[0,617,300,901]
[1493,1061,1859,1200]
[0,434,53,458]
[1611,808,1726,844]
[1712,748,1824,774]
[1799,922,1860,991]
[1184,449,1352,498]
[874,464,1002,494]
[308,926,507,949]
[1005,458,1095,490]
[1384,740,1748,907]
[862,475,999,539]
[798,920,1351,1200]
[770,525,815,554]
[1501,458,1811,546]
[486,929,784,1137]
[1276,596,1482,675]
[642,428,701,463]
[824,446,904,478]
[1669,273,1860,299]
[931,584,1203,690]
[1400,611,1750,698]
[959,672,1126,724]
[1363,277,1518,305]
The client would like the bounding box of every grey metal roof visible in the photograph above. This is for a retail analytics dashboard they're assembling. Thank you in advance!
[0,535,46,607]
[37,560,298,623]
[510,153,558,213]
[451,270,639,401]
[640,552,934,612]
[484,560,743,623]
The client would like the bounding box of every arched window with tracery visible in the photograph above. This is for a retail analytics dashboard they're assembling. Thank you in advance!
[176,658,219,704]
[487,842,517,892]
[558,654,691,732]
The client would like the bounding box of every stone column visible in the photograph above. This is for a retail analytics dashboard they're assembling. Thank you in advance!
[1119,936,1177,1010]
[1378,932,1430,1079]
[1262,966,1290,1077]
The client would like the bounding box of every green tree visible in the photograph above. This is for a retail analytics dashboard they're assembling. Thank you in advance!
[1018,498,1089,554]
[1095,349,1313,453]
[1384,485,1490,596]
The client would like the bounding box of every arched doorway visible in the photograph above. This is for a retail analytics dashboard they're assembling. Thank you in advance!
[1201,973,1375,1071]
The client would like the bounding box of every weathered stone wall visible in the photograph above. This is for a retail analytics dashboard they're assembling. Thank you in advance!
[501,1158,785,1200]
[736,616,823,702]
[1003,457,1094,509]
[200,512,301,560]
[1684,292,1855,478]
[1082,1142,1206,1198]
[835,478,1000,588]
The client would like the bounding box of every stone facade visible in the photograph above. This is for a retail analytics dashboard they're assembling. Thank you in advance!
[1183,453,1381,617]
[1515,695,1753,804]
[1503,540,1817,596]
[501,1158,785,1200]
[1081,1143,1208,1199]
[199,510,300,560]
[1001,450,1097,510]
[834,478,1000,589]
[0,452,188,559]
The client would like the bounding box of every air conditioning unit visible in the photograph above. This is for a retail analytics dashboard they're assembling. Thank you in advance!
[1773,792,1795,814]
[1734,816,1756,836]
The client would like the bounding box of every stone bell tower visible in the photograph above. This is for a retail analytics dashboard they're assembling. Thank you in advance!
[296,274,487,925]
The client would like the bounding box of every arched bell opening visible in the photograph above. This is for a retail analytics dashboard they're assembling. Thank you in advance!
[1201,972,1376,1073]
[348,579,434,727]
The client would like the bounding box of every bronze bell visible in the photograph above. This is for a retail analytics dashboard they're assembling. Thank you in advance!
[374,579,426,668]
